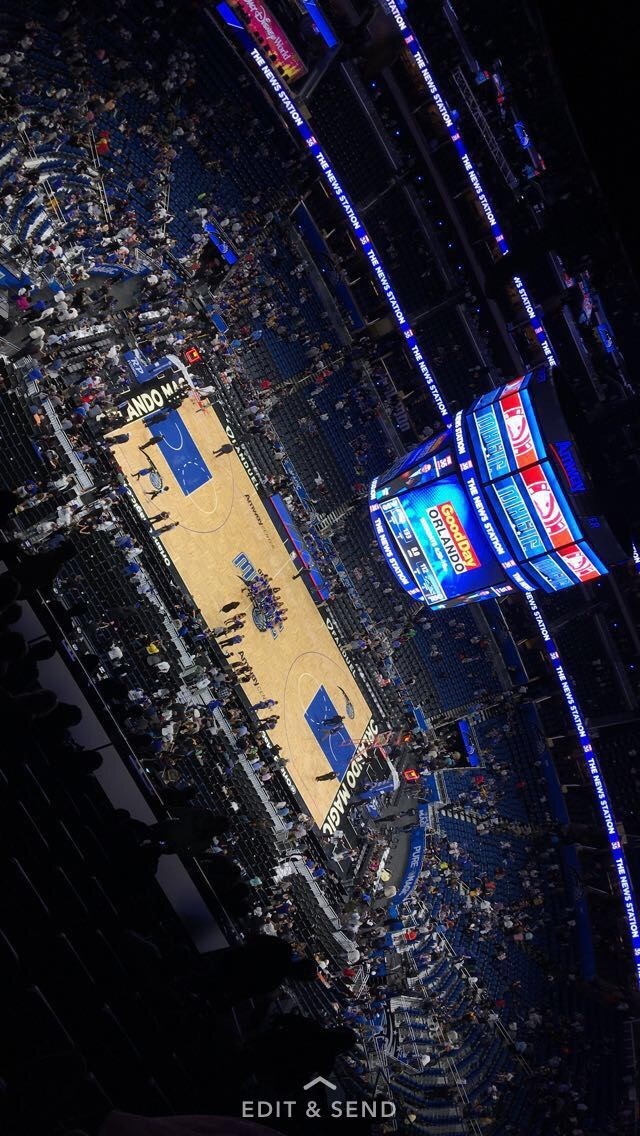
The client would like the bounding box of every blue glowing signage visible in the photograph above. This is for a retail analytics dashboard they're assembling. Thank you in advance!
[597,323,616,353]
[124,348,150,380]
[381,497,446,604]
[486,475,548,559]
[525,552,574,592]
[202,219,238,265]
[514,120,530,149]
[393,475,503,602]
[512,276,556,365]
[436,452,454,474]
[459,718,479,766]
[394,814,428,903]
[472,404,510,480]
[370,480,422,599]
[453,411,538,593]
[464,385,606,590]
[245,45,451,424]
[526,593,640,986]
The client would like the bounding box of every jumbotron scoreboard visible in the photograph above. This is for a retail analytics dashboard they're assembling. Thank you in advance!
[370,368,626,609]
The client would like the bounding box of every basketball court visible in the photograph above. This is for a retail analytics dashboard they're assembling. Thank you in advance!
[109,397,375,827]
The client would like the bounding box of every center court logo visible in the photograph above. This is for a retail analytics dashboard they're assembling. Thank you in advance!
[232,552,281,638]
[242,1076,396,1120]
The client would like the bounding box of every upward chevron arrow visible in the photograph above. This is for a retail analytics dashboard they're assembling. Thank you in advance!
[303,1075,337,1091]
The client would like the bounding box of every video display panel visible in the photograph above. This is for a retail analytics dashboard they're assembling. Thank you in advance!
[518,461,582,550]
[382,476,504,603]
[377,432,449,488]
[369,499,423,601]
[469,379,546,483]
[374,446,456,502]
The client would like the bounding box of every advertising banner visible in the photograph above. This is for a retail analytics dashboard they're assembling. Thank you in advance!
[224,0,307,81]
[370,498,424,601]
[394,803,430,904]
[391,476,503,603]
[122,370,191,422]
[555,542,604,584]
[469,377,546,482]
[202,219,238,265]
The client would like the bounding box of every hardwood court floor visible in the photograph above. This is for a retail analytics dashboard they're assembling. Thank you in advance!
[110,398,374,826]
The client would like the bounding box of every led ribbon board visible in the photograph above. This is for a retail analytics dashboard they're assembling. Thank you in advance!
[238,42,451,425]
[378,0,556,366]
[526,593,640,986]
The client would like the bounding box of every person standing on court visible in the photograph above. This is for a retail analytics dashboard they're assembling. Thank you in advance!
[218,632,243,648]
[225,617,245,632]
[147,410,171,427]
[139,433,165,452]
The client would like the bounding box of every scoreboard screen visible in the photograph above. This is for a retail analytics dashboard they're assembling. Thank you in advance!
[374,475,504,605]
[371,370,625,609]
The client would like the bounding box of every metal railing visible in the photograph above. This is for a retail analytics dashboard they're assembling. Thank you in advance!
[88,130,114,230]
[19,128,66,227]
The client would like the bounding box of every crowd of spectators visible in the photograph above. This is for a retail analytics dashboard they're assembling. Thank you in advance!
[1,2,639,1135]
